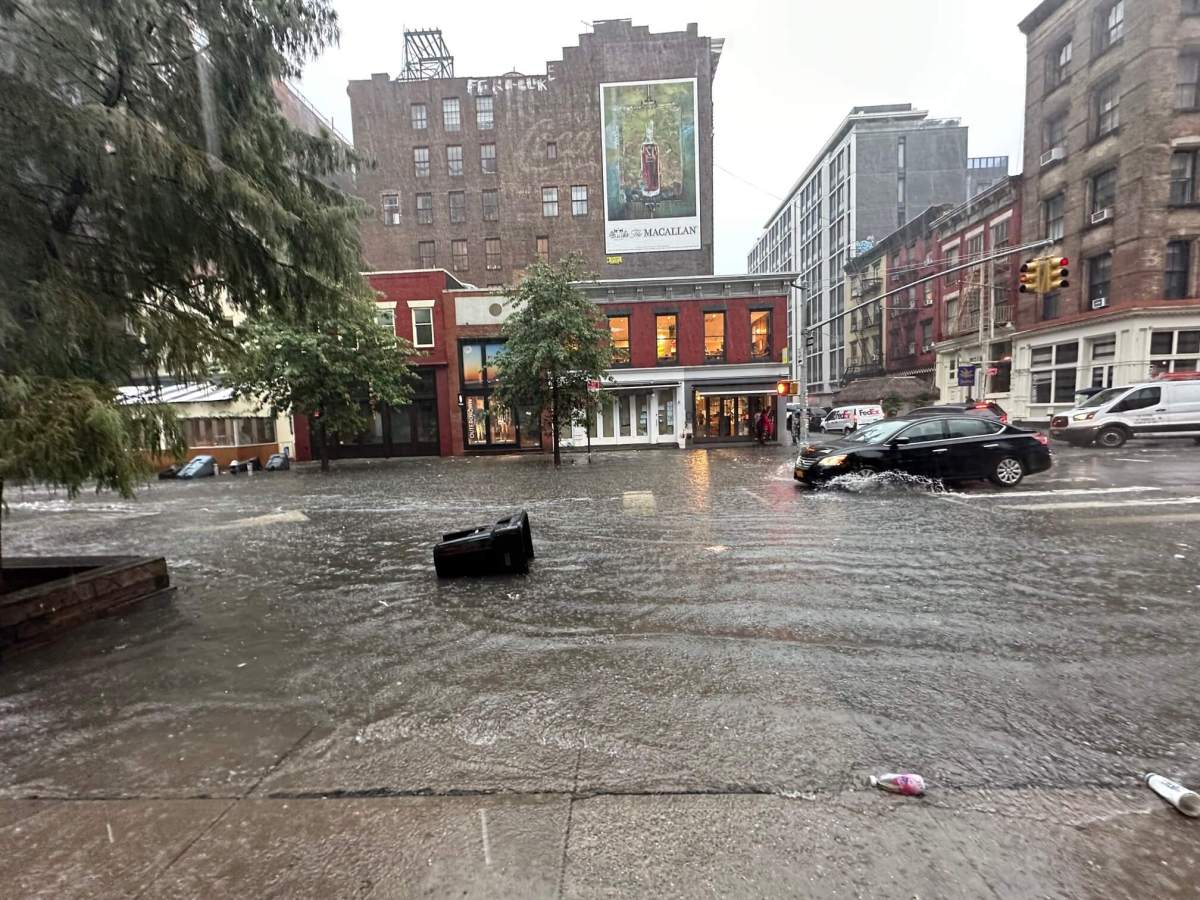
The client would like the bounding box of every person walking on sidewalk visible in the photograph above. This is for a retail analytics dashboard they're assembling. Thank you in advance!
[755,410,766,445]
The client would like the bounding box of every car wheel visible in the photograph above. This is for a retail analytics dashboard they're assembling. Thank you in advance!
[988,456,1025,488]
[1095,426,1128,449]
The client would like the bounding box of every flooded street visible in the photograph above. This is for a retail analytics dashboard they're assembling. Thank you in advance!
[3,443,1200,897]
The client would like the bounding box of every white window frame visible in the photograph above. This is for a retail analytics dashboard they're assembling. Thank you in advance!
[409,301,435,348]
[381,192,401,225]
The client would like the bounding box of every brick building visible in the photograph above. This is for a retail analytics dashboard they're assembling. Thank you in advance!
[569,275,790,447]
[1014,0,1200,419]
[349,20,720,288]
[930,176,1024,406]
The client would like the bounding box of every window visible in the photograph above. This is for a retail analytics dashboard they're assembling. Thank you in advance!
[1094,80,1120,138]
[1088,251,1113,302]
[411,103,427,130]
[418,240,435,268]
[703,312,725,362]
[414,146,430,178]
[448,191,465,224]
[446,145,463,177]
[1090,168,1117,215]
[920,320,933,349]
[546,141,557,160]
[899,420,947,443]
[1044,112,1067,151]
[656,314,678,363]
[480,143,496,174]
[416,192,433,225]
[1048,37,1072,89]
[542,186,559,217]
[1044,193,1065,241]
[374,306,395,331]
[1095,0,1124,54]
[1172,150,1198,204]
[1166,240,1192,299]
[412,307,434,348]
[1151,328,1200,378]
[571,185,588,216]
[750,310,771,360]
[1187,0,1200,14]
[485,238,501,270]
[1030,341,1080,404]
[535,235,548,261]
[482,189,499,221]
[1042,292,1060,320]
[381,192,400,225]
[897,136,906,168]
[1178,55,1200,109]
[451,239,468,272]
[947,418,1002,438]
[476,95,493,129]
[442,97,461,131]
[1112,386,1161,412]
[608,316,630,365]
[943,246,959,286]
[991,217,1010,248]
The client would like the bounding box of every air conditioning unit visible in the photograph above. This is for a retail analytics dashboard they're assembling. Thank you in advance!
[1040,147,1066,167]
[1091,296,1108,309]
[907,342,917,355]
[922,342,934,352]
[924,296,934,306]
[1090,208,1113,225]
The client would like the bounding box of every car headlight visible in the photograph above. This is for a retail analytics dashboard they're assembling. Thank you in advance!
[817,454,849,467]
[1072,412,1096,421]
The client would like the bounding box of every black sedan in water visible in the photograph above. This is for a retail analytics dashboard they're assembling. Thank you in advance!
[793,415,1053,488]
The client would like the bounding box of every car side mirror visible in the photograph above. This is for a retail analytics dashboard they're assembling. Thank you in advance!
[890,436,910,447]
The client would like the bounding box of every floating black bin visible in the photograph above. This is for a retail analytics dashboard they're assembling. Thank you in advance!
[434,510,534,578]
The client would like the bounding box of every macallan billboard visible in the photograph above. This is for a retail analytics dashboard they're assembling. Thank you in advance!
[599,78,701,254]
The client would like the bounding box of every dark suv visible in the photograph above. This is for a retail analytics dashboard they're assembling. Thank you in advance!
[908,401,1008,424]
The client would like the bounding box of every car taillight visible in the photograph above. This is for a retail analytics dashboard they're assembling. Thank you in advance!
[1033,432,1049,446]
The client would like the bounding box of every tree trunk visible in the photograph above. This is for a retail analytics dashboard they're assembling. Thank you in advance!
[0,478,5,595]
[317,419,330,472]
[551,374,561,467]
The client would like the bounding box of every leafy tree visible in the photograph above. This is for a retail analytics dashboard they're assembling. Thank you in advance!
[0,0,364,556]
[492,257,613,466]
[222,301,416,471]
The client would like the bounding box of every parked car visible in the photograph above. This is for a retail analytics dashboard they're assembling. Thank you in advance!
[819,404,884,434]
[908,401,1008,424]
[1049,376,1200,448]
[794,415,1052,488]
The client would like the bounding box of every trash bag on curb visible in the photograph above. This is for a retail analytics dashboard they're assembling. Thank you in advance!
[434,510,534,578]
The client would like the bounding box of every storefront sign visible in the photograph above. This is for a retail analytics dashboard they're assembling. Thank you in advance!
[587,378,601,393]
[599,78,701,254]
[957,365,977,387]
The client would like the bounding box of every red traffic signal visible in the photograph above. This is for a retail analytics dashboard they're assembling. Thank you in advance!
[1047,257,1069,291]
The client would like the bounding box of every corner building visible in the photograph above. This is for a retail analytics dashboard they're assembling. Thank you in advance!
[1015,0,1200,419]
[349,20,720,287]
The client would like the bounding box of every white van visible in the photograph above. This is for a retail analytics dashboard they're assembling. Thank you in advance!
[1049,376,1200,448]
[820,405,885,435]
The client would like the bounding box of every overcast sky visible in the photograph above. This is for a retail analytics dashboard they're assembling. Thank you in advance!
[297,0,1029,274]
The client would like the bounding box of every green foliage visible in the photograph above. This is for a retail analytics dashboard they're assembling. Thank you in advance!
[0,0,364,505]
[0,376,185,498]
[492,256,613,464]
[222,301,417,467]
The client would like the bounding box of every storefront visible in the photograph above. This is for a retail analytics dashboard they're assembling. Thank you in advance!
[458,339,542,451]
[692,388,776,442]
[578,386,681,447]
[333,368,441,458]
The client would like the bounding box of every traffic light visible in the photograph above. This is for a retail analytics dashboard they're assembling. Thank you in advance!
[1047,256,1069,291]
[1019,257,1047,294]
[776,380,789,396]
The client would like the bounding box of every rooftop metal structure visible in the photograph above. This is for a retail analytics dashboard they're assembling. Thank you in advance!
[399,28,454,81]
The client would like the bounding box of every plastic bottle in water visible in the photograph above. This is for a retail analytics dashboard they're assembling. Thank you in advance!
[1144,773,1200,817]
[869,773,925,796]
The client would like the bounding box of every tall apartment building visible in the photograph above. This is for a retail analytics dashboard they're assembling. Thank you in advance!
[349,21,720,287]
[746,105,970,404]
[1015,0,1200,418]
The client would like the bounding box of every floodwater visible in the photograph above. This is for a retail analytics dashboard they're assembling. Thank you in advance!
[3,443,1200,895]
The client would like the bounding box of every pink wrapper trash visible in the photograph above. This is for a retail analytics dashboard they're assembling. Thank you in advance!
[870,773,926,796]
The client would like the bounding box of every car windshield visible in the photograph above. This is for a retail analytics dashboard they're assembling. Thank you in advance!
[1080,387,1130,409]
[845,419,909,443]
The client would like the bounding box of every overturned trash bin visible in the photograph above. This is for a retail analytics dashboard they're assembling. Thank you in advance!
[434,510,534,578]
[177,454,216,479]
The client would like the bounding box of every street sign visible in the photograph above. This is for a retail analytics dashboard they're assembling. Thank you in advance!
[587,378,601,393]
[957,365,977,387]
